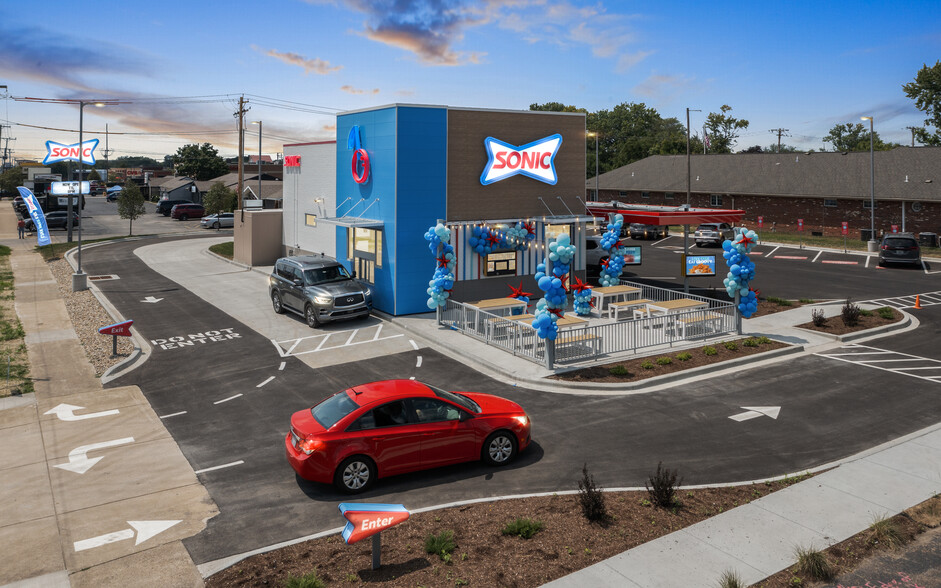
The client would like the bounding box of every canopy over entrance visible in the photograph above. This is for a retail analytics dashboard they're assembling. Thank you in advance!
[586,201,745,226]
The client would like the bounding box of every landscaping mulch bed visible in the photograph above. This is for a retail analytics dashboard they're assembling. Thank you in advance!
[796,307,904,336]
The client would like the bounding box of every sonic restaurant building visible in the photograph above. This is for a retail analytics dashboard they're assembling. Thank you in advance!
[282,104,592,316]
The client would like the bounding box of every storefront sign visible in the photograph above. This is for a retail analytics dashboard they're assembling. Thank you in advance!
[284,155,301,168]
[43,139,99,166]
[480,134,562,186]
[347,126,370,184]
[684,255,716,276]
[891,224,899,233]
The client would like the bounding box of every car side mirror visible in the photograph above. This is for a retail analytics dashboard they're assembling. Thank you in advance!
[292,278,303,287]
[459,411,473,422]
[351,270,357,278]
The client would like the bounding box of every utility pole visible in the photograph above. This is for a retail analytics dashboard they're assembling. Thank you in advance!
[0,125,9,170]
[2,136,13,170]
[235,96,249,208]
[769,128,789,152]
[103,123,113,181]
[904,126,920,147]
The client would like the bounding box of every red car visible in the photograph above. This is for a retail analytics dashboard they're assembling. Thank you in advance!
[286,379,531,493]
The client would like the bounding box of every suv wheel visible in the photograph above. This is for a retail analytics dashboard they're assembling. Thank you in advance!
[272,291,284,314]
[179,214,188,221]
[305,304,321,328]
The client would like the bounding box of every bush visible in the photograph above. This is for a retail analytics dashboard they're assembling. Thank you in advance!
[609,365,630,376]
[860,309,873,317]
[767,296,793,307]
[656,356,672,366]
[723,341,738,351]
[577,463,609,523]
[676,352,692,361]
[424,530,456,560]
[742,338,759,347]
[640,360,655,369]
[793,544,833,581]
[717,569,745,588]
[811,308,827,327]
[502,517,544,539]
[877,307,895,320]
[703,346,718,356]
[868,515,906,549]
[284,572,326,588]
[799,298,815,304]
[841,299,861,327]
[646,461,682,508]
[756,336,772,344]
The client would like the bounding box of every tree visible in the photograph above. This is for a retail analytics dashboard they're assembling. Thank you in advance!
[823,123,896,152]
[170,143,229,181]
[902,60,941,146]
[765,143,799,153]
[740,145,763,153]
[50,162,70,178]
[112,155,163,168]
[117,180,146,236]
[0,166,24,197]
[704,105,749,154]
[203,181,237,219]
[86,169,102,182]
[529,102,587,113]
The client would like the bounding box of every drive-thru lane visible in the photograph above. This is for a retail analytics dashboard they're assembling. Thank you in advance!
[80,236,941,566]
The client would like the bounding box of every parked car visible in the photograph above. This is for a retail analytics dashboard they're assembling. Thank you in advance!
[878,233,921,267]
[200,212,234,229]
[269,255,373,327]
[24,211,80,231]
[285,379,531,493]
[694,222,735,247]
[628,223,668,240]
[585,234,608,273]
[157,198,193,216]
[170,203,205,220]
[106,189,121,202]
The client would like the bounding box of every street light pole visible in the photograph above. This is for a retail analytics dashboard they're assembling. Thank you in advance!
[252,121,262,204]
[684,108,700,294]
[861,116,875,251]
[73,101,105,292]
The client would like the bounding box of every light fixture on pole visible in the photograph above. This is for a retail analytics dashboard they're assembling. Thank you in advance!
[587,131,599,202]
[73,100,105,292]
[861,116,876,251]
[251,121,262,206]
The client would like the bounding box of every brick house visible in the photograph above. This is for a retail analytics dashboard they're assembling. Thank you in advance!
[587,147,941,240]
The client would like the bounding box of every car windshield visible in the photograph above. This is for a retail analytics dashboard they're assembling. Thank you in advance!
[311,390,361,429]
[304,265,351,285]
[425,383,481,413]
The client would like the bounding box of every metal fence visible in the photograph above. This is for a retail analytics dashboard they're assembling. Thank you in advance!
[439,280,736,367]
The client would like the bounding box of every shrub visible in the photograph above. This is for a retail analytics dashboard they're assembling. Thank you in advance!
[742,338,759,347]
[656,356,672,366]
[756,336,772,344]
[878,307,895,320]
[703,346,718,356]
[793,544,833,581]
[841,299,861,327]
[799,298,815,304]
[717,569,745,588]
[284,572,326,588]
[609,365,630,376]
[868,515,906,549]
[502,517,544,539]
[767,296,793,307]
[646,461,682,508]
[424,530,456,560]
[723,341,738,351]
[640,360,655,369]
[811,308,827,327]
[860,309,873,317]
[577,463,609,523]
[676,352,692,361]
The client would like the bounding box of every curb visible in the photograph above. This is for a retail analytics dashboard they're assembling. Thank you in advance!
[791,311,913,343]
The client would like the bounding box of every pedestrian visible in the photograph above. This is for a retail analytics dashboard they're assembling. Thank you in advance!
[16,218,25,239]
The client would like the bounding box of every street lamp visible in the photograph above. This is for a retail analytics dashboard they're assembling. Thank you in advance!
[251,121,262,205]
[587,132,599,201]
[684,107,700,294]
[73,100,105,292]
[861,116,875,251]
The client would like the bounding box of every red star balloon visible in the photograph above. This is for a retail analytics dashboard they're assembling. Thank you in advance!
[508,283,533,299]
[613,239,623,250]
[600,258,610,268]
[524,222,536,236]
[737,232,755,247]
[549,307,565,318]
[570,276,592,294]
[486,233,502,246]
[436,255,449,267]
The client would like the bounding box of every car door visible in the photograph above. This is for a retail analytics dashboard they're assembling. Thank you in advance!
[282,266,305,311]
[350,400,424,476]
[411,398,477,468]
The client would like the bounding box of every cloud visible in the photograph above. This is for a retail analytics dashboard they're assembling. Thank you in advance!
[616,50,654,73]
[633,74,696,102]
[341,85,380,95]
[254,46,343,75]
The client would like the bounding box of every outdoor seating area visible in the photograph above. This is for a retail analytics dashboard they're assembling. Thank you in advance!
[441,280,736,367]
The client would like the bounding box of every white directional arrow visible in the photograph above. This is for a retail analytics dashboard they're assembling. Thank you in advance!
[73,520,182,552]
[53,437,135,474]
[44,403,119,421]
[141,296,164,303]
[729,406,781,422]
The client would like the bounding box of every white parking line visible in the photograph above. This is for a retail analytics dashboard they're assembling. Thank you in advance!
[409,339,419,351]
[773,255,808,260]
[278,362,286,371]
[159,411,187,419]
[214,394,243,404]
[256,376,275,388]
[822,260,858,265]
[816,344,941,384]
[345,329,359,346]
[651,236,673,246]
[194,460,244,475]
[272,325,405,357]
[416,356,423,368]
[767,246,781,257]
[865,256,871,268]
[812,251,823,263]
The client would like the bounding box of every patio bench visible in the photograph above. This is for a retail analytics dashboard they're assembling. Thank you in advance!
[674,312,725,338]
[556,332,602,355]
[608,298,652,321]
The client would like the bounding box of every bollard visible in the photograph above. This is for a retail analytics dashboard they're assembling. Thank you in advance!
[372,532,381,570]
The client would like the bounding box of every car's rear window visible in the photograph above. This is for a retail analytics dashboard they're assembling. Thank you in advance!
[885,238,917,247]
[311,390,361,429]
[425,383,480,413]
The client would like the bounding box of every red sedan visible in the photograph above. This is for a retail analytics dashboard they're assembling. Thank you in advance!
[285,379,531,493]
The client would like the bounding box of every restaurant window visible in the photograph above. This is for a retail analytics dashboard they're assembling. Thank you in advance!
[618,191,628,197]
[863,200,877,209]
[710,194,722,206]
[350,227,382,268]
[484,250,517,277]
[824,199,837,208]
[305,214,317,227]
[545,224,571,241]
[641,191,650,199]
[664,192,675,200]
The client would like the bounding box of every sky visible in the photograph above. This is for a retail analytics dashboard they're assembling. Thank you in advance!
[1,0,939,165]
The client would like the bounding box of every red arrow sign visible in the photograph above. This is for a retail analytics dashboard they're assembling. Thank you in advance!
[98,320,133,337]
[339,503,409,545]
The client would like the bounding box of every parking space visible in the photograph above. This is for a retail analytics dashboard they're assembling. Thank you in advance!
[816,344,941,384]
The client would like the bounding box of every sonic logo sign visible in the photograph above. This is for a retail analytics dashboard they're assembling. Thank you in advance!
[43,139,100,166]
[480,134,562,186]
[339,503,409,545]
[347,125,370,184]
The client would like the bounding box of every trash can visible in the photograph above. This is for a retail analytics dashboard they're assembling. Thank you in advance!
[919,232,937,247]
[860,229,875,242]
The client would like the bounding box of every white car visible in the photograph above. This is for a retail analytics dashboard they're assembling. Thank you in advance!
[201,212,234,229]
[585,234,608,273]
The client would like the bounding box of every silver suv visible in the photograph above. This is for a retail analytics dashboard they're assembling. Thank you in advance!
[694,222,735,247]
[269,255,373,327]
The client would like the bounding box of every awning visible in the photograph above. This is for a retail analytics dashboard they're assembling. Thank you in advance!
[586,201,745,225]
[317,216,385,229]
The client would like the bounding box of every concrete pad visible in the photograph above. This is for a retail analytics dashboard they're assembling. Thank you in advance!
[681,502,825,576]
[0,517,67,585]
[69,540,204,588]
[22,339,99,400]
[14,298,73,331]
[49,437,199,513]
[0,402,37,430]
[2,570,70,588]
[36,385,149,422]
[40,402,170,461]
[0,421,45,471]
[751,481,885,545]
[909,427,941,451]
[864,441,941,485]
[0,461,56,527]
[818,460,941,514]
[59,482,217,571]
[542,561,645,588]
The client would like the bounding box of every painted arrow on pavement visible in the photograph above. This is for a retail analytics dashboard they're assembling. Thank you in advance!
[141,296,163,303]
[729,406,781,422]
[53,437,135,474]
[73,520,182,552]
[44,403,120,421]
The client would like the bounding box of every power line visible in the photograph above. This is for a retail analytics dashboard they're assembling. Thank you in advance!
[769,128,790,151]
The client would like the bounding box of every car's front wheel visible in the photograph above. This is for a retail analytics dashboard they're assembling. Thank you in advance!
[179,214,188,221]
[305,304,321,328]
[334,456,375,493]
[482,431,518,466]
[212,221,220,229]
[272,291,284,314]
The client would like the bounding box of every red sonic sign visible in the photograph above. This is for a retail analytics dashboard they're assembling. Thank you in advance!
[347,125,370,184]
[339,503,409,545]
[480,134,562,186]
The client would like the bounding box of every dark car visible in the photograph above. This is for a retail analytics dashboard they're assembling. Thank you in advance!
[269,255,373,327]
[628,223,669,240]
[878,233,921,267]
[106,190,121,202]
[157,199,193,216]
[286,379,531,493]
[25,211,80,231]
[170,203,205,220]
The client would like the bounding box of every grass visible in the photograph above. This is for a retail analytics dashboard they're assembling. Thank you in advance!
[793,544,834,581]
[676,351,692,361]
[655,356,672,365]
[609,364,630,376]
[501,517,544,539]
[723,341,739,351]
[717,569,745,588]
[424,530,457,560]
[36,236,132,261]
[703,346,718,356]
[867,515,906,549]
[209,241,234,259]
[283,572,326,588]
[877,307,895,320]
[765,296,793,307]
[0,248,31,397]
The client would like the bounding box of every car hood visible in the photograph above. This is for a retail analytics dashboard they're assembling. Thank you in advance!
[291,407,328,437]
[304,280,366,297]
[459,392,525,416]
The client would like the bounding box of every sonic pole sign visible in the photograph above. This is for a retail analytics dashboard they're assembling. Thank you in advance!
[339,503,410,569]
[43,139,99,166]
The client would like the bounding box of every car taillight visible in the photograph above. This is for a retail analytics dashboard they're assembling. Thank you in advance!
[881,245,888,250]
[298,438,323,455]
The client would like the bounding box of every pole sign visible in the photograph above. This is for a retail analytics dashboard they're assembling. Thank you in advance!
[98,320,133,337]
[891,224,898,233]
[757,216,763,228]
[480,134,562,186]
[684,254,716,277]
[622,245,642,266]
[43,139,99,166]
[16,187,51,246]
[339,503,409,545]
[797,219,803,232]
[841,221,848,236]
[51,181,90,195]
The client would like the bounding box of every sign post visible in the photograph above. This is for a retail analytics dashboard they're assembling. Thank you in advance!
[757,216,763,244]
[797,218,804,249]
[97,320,133,356]
[339,503,410,570]
[841,221,848,253]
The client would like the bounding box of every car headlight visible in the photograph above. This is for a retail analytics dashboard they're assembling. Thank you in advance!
[312,296,332,305]
[514,415,529,427]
